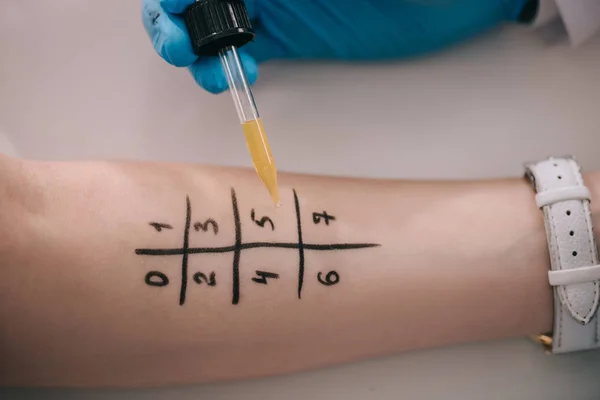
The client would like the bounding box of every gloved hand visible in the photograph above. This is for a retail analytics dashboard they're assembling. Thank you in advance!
[142,0,531,94]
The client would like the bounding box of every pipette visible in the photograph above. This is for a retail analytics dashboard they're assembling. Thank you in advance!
[184,0,280,207]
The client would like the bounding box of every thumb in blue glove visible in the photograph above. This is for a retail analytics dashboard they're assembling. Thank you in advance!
[143,0,532,95]
[143,0,268,94]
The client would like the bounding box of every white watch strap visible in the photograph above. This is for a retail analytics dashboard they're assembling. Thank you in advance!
[525,156,600,353]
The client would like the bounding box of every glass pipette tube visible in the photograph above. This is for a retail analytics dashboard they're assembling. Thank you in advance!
[219,45,280,207]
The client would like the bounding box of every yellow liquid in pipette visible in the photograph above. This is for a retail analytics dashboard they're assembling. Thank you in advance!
[242,118,280,206]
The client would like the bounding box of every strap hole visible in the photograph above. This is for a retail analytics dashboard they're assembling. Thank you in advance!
[557,175,562,179]
[553,163,558,167]
[569,230,575,236]
[572,251,578,256]
[566,210,571,216]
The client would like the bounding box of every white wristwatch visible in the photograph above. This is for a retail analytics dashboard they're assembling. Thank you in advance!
[525,156,600,353]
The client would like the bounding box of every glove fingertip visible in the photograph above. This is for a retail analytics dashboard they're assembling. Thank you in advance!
[189,51,259,94]
[159,38,197,67]
[189,58,229,94]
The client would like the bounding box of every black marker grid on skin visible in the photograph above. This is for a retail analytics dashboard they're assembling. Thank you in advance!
[179,196,192,306]
[135,188,380,305]
[294,190,305,300]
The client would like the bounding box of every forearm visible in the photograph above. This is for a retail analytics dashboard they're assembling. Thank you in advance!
[0,156,559,387]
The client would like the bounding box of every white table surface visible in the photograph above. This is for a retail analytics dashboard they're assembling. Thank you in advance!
[1,1,600,399]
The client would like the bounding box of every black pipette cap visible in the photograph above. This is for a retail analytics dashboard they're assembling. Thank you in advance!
[184,0,255,57]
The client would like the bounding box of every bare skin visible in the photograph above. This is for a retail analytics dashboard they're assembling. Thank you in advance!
[0,154,585,388]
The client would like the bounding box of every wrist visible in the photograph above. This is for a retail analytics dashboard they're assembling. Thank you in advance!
[477,177,554,337]
[381,177,554,345]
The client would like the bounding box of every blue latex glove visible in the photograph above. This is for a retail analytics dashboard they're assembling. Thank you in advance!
[142,0,530,94]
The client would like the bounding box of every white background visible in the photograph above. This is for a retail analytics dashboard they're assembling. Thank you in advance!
[1,1,600,399]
